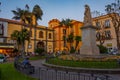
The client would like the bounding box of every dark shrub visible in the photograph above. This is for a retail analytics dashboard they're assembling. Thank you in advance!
[97,45,108,54]
[70,47,75,53]
[13,48,18,53]
[35,48,45,56]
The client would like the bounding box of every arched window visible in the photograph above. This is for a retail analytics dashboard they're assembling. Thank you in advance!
[37,41,44,48]
[48,33,52,39]
[39,31,43,38]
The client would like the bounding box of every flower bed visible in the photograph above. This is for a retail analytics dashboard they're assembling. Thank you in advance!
[46,54,120,69]
[58,54,120,61]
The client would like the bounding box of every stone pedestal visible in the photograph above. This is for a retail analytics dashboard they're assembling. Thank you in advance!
[80,25,99,55]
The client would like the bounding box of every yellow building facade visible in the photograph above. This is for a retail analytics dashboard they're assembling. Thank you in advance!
[92,14,118,51]
[0,18,54,56]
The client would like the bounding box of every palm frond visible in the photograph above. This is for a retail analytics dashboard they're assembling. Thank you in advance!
[32,4,43,20]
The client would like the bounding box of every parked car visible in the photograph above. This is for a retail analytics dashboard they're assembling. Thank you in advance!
[0,54,6,63]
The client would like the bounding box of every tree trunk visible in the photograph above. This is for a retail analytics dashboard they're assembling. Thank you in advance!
[34,25,37,52]
[75,41,79,50]
[21,42,25,58]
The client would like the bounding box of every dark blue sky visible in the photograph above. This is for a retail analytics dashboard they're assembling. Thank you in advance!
[0,0,115,26]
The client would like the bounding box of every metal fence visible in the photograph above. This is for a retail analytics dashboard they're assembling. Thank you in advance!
[35,67,112,80]
[14,58,113,80]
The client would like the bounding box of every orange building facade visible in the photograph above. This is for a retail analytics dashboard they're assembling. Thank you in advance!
[48,19,83,52]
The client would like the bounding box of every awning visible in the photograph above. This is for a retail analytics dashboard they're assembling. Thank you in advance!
[0,45,14,49]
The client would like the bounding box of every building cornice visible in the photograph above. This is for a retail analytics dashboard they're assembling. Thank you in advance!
[0,18,29,26]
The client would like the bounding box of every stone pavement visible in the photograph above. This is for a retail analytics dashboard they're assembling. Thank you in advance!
[30,59,46,79]
[30,59,120,80]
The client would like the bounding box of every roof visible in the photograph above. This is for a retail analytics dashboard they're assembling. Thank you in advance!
[0,18,28,26]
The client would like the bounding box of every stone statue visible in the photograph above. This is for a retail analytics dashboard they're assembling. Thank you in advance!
[83,4,93,26]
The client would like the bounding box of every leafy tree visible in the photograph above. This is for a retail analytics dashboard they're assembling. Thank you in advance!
[105,0,120,53]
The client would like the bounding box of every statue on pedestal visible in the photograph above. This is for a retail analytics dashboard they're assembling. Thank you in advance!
[83,5,93,26]
[80,4,100,55]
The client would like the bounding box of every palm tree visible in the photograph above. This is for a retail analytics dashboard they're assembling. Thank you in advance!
[60,19,73,33]
[11,29,30,57]
[11,30,20,50]
[12,4,43,53]
[32,5,43,21]
[67,32,74,52]
[32,4,43,51]
[75,36,81,50]
[59,19,72,48]
[11,7,30,27]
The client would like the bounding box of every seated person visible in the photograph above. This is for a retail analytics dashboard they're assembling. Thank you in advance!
[22,57,35,74]
[22,57,31,66]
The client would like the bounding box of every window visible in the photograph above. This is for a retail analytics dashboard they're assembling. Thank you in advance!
[48,33,52,39]
[63,29,66,34]
[105,30,111,39]
[104,20,110,28]
[96,22,101,29]
[39,31,43,38]
[0,23,4,35]
[96,32,100,40]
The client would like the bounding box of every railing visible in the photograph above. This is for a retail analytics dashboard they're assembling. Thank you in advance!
[36,67,112,80]
[15,61,112,80]
[14,56,113,80]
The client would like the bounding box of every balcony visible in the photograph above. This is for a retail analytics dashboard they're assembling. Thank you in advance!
[104,26,111,28]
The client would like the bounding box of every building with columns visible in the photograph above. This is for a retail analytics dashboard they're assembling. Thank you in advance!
[0,18,54,56]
